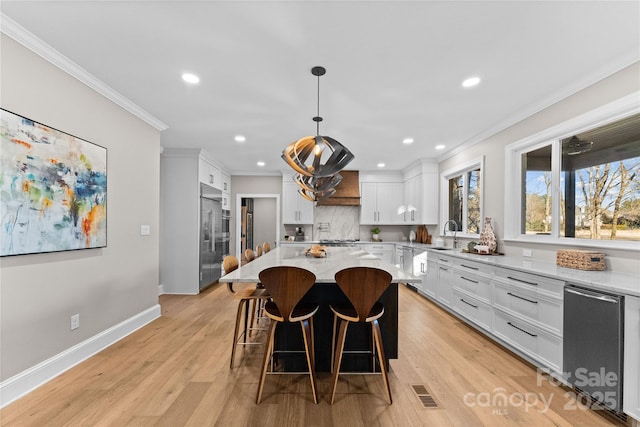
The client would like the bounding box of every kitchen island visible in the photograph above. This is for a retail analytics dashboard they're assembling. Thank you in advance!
[219,246,420,372]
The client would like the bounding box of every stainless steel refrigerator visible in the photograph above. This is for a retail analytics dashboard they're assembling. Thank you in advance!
[200,184,222,290]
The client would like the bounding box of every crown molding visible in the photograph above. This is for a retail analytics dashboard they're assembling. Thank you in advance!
[438,54,640,163]
[0,13,168,131]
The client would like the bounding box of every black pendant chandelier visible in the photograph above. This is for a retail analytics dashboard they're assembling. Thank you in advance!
[281,66,354,202]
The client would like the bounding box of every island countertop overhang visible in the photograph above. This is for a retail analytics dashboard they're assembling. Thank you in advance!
[219,246,421,284]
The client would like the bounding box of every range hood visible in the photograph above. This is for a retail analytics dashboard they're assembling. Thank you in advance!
[316,170,360,206]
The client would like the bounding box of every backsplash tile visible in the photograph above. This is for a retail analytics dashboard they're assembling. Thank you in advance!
[314,206,359,240]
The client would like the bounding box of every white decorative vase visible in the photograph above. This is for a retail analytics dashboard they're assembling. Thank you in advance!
[479,217,497,253]
[372,233,380,241]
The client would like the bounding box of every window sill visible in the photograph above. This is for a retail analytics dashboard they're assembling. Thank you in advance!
[503,235,640,252]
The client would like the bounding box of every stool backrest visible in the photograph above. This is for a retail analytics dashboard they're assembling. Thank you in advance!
[222,255,239,294]
[334,267,392,322]
[255,245,263,257]
[263,242,271,253]
[259,266,316,322]
[223,255,239,274]
[244,248,255,263]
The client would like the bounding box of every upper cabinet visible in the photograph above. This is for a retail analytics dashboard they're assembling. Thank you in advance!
[402,174,422,224]
[360,181,403,224]
[282,180,314,224]
[221,172,231,210]
[199,158,222,190]
[402,160,438,225]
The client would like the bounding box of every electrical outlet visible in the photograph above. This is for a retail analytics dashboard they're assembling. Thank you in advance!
[140,225,150,236]
[71,314,80,330]
[522,249,533,258]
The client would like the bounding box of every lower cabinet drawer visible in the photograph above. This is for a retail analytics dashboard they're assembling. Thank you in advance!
[494,282,563,335]
[493,309,562,373]
[452,289,492,331]
[453,271,492,303]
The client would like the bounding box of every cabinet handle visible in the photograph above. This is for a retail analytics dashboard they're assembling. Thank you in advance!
[440,267,449,272]
[507,321,537,337]
[440,258,449,262]
[460,299,478,309]
[507,276,538,286]
[461,276,478,284]
[461,264,479,270]
[209,174,214,184]
[507,292,538,304]
[421,262,425,273]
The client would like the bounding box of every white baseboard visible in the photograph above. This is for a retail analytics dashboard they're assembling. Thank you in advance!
[0,304,161,408]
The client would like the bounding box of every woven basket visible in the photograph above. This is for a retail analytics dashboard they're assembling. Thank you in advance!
[556,249,606,271]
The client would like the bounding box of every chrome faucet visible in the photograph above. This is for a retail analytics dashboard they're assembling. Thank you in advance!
[443,220,459,248]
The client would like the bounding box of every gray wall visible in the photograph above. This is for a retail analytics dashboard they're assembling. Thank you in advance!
[439,62,640,274]
[0,35,161,380]
[253,198,277,250]
[229,175,282,256]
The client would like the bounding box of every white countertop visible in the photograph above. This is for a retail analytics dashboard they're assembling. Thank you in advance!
[220,246,421,284]
[279,240,640,297]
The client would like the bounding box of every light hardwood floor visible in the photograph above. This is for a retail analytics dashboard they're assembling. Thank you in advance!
[1,283,628,426]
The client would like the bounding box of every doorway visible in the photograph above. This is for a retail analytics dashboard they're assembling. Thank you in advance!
[235,194,280,261]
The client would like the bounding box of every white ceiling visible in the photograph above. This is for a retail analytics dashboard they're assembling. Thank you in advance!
[2,1,639,175]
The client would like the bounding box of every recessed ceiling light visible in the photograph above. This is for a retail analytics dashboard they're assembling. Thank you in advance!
[257,161,265,167]
[435,144,446,150]
[402,137,414,144]
[462,76,481,88]
[377,163,386,168]
[182,73,200,84]
[234,135,246,143]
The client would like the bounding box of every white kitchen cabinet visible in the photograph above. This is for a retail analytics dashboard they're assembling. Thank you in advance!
[361,243,394,263]
[492,308,563,373]
[402,175,422,224]
[360,182,403,224]
[199,158,221,189]
[434,254,454,306]
[221,172,231,193]
[452,288,492,331]
[423,258,438,298]
[221,172,231,210]
[624,295,640,422]
[282,181,314,224]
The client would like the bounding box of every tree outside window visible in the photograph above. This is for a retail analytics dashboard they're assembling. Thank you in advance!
[521,113,640,242]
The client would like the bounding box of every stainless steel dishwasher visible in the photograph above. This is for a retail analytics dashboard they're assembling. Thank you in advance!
[563,284,624,415]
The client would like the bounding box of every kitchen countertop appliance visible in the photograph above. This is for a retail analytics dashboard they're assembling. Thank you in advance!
[563,284,624,417]
[294,226,305,241]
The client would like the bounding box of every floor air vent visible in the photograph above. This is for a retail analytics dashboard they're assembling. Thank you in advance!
[411,384,440,408]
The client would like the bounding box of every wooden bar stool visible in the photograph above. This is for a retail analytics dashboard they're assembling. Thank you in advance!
[223,256,271,369]
[262,242,271,253]
[255,244,263,257]
[245,248,266,327]
[256,266,319,404]
[330,267,393,404]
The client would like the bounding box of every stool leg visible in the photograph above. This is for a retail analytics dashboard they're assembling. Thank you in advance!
[257,320,278,404]
[249,299,256,337]
[372,319,392,404]
[330,319,349,405]
[331,314,337,373]
[230,299,246,369]
[301,319,318,404]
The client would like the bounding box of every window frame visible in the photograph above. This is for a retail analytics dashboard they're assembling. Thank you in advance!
[504,92,640,251]
[439,156,485,238]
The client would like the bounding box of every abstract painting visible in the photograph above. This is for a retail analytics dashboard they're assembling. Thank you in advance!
[0,109,107,256]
